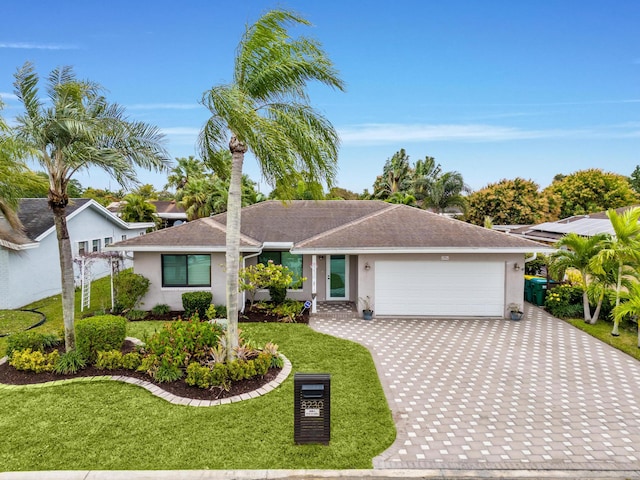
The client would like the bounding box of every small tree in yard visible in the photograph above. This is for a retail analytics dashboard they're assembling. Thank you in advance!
[239,261,295,308]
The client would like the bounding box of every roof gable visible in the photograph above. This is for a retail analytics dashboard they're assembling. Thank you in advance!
[294,203,551,251]
[211,200,390,243]
[110,217,261,251]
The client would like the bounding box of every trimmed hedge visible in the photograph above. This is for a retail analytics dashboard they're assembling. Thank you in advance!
[182,291,212,318]
[76,315,127,363]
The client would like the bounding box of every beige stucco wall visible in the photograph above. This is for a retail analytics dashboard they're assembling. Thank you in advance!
[132,250,525,319]
[133,251,226,311]
[356,252,525,319]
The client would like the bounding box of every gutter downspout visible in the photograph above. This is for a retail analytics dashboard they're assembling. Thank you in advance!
[524,252,537,264]
[240,250,262,313]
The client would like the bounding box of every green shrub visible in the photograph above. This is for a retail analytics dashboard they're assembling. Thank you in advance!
[122,352,142,370]
[113,270,150,312]
[54,350,87,374]
[205,304,227,320]
[10,348,59,373]
[137,354,159,376]
[6,331,60,358]
[151,304,171,315]
[185,362,211,388]
[254,352,271,376]
[154,358,183,383]
[95,350,124,370]
[268,286,287,305]
[215,305,227,318]
[76,315,127,363]
[545,285,584,318]
[209,363,230,390]
[271,300,303,322]
[144,317,224,367]
[125,309,148,321]
[182,291,212,318]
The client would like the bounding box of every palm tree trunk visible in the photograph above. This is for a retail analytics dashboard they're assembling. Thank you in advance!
[225,136,247,360]
[582,290,592,323]
[612,261,623,336]
[51,203,76,351]
[589,291,604,324]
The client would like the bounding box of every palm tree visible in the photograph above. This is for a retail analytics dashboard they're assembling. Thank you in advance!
[200,9,344,358]
[373,149,413,199]
[612,281,640,346]
[120,194,158,223]
[422,171,469,214]
[0,100,31,230]
[549,233,609,323]
[165,156,206,193]
[590,207,640,335]
[12,62,169,351]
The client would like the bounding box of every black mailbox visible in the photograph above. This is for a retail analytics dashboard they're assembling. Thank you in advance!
[294,373,331,445]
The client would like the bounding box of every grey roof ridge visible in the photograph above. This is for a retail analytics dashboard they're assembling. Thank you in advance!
[199,217,262,247]
[294,202,400,247]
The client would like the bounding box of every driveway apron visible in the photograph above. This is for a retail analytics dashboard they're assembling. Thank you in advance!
[310,305,640,472]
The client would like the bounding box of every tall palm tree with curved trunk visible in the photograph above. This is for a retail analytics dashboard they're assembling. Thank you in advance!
[200,9,344,358]
[12,62,169,351]
[549,232,609,323]
[591,207,640,336]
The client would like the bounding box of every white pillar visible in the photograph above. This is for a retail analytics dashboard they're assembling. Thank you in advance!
[311,254,317,313]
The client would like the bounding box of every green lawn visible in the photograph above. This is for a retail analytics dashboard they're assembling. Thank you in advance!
[565,317,640,361]
[0,279,396,471]
[0,310,44,336]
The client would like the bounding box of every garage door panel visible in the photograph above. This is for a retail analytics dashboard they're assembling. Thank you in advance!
[375,261,504,316]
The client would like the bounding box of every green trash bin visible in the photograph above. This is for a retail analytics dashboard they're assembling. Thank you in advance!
[530,277,551,306]
[523,275,535,303]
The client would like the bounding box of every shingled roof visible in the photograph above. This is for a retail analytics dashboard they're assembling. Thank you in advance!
[18,198,92,240]
[107,200,551,253]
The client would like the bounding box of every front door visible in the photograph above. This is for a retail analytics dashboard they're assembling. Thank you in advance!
[327,255,349,300]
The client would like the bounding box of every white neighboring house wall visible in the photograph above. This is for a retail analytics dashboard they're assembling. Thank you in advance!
[0,200,153,310]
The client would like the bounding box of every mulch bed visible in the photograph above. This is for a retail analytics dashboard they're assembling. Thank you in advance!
[0,306,304,401]
[0,340,282,401]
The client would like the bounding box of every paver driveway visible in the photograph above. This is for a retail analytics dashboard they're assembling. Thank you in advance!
[310,304,640,472]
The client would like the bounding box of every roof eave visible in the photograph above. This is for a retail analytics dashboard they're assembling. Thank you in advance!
[104,245,261,253]
[291,246,557,255]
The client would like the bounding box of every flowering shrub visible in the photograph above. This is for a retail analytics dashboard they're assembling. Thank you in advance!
[545,285,583,318]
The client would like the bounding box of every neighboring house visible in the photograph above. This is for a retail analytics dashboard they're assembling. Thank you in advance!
[0,198,154,309]
[150,200,188,228]
[510,205,640,244]
[105,200,552,319]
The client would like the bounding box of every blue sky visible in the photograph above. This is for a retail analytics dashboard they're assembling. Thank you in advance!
[1,0,638,195]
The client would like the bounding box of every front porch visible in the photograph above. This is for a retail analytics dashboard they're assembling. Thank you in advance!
[311,301,357,318]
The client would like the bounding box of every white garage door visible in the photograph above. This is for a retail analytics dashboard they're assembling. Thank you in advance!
[375,260,505,316]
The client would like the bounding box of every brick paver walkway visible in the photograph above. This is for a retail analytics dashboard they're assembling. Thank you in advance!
[310,304,640,471]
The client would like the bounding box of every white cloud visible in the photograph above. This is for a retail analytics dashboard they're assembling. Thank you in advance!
[0,92,17,101]
[338,123,544,144]
[127,103,200,111]
[337,123,640,145]
[0,42,79,50]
